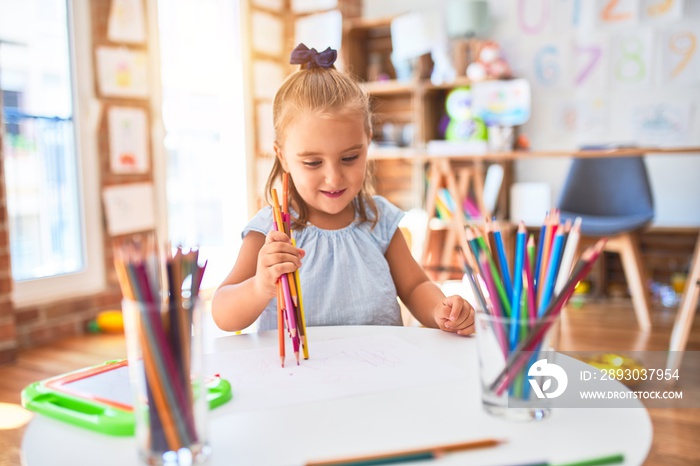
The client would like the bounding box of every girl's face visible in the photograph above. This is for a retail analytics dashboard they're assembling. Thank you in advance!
[277,112,369,229]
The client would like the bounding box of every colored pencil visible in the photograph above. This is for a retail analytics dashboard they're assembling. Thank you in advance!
[524,236,537,323]
[554,219,571,277]
[555,217,581,295]
[459,251,488,314]
[130,263,194,445]
[473,228,512,316]
[479,252,502,317]
[537,212,554,307]
[479,252,509,357]
[485,217,498,256]
[271,183,308,365]
[270,190,291,365]
[494,221,513,301]
[305,438,504,466]
[538,228,565,317]
[270,189,285,233]
[277,284,285,367]
[534,212,548,294]
[509,222,526,350]
[292,250,310,360]
[552,453,624,466]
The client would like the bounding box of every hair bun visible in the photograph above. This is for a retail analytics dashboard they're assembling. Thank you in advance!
[290,43,337,69]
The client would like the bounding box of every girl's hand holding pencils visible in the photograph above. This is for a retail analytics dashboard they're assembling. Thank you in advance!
[433,296,475,336]
[255,230,305,299]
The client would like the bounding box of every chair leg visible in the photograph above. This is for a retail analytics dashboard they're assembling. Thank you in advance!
[667,231,700,371]
[611,233,652,332]
[421,163,441,267]
[438,227,457,282]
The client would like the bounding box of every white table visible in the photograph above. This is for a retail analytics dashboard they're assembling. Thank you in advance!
[21,326,652,465]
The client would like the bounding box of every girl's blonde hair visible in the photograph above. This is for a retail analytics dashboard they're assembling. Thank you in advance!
[265,65,377,229]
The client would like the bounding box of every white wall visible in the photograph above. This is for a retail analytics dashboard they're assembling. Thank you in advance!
[363,0,700,226]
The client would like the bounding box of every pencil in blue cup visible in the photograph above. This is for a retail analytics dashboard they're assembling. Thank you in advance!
[534,211,548,295]
[521,225,558,398]
[473,228,512,317]
[508,223,527,397]
[538,228,565,317]
[478,252,509,358]
[555,217,581,295]
[494,221,513,301]
[459,254,489,315]
[521,235,538,400]
[509,222,526,350]
[528,225,564,397]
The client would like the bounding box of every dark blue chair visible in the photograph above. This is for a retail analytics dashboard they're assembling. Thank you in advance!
[557,152,654,331]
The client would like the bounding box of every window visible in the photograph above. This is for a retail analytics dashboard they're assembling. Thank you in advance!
[1,0,104,305]
[2,90,21,136]
[156,0,248,290]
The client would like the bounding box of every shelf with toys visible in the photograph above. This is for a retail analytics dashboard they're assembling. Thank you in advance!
[343,17,522,280]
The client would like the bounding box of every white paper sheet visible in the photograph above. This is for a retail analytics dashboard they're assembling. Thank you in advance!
[102,183,156,236]
[632,102,693,146]
[610,30,653,89]
[96,46,149,98]
[108,106,149,174]
[206,334,468,412]
[661,24,700,85]
[107,0,146,44]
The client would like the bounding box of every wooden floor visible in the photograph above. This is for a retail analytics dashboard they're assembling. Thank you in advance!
[1,299,698,465]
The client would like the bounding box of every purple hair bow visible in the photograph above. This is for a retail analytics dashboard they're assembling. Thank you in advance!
[290,43,337,69]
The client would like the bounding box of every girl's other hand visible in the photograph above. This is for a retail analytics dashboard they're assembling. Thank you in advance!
[255,230,305,299]
[434,296,475,336]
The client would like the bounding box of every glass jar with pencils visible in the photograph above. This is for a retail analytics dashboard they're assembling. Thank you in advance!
[117,238,210,465]
[475,309,560,421]
[462,218,605,422]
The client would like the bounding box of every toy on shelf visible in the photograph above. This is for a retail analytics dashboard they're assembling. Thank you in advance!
[466,40,512,82]
[444,86,487,143]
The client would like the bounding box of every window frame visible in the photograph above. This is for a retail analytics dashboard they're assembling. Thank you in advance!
[10,0,105,306]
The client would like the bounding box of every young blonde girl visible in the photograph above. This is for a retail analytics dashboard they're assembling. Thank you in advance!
[212,44,474,336]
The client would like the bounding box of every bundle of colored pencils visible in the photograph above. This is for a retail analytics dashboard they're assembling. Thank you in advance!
[272,173,309,367]
[113,234,207,453]
[460,212,605,396]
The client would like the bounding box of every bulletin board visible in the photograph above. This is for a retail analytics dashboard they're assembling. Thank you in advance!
[488,0,700,225]
[490,0,700,148]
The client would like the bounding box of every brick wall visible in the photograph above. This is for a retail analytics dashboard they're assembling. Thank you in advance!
[2,142,125,350]
[0,0,145,361]
[0,126,17,363]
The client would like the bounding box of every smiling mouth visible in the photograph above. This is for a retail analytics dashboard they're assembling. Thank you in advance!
[321,189,346,198]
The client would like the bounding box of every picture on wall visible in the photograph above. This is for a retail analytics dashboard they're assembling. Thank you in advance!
[107,0,146,44]
[102,183,156,236]
[96,46,149,98]
[108,106,149,174]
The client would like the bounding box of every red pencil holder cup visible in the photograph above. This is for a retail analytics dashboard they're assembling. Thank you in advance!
[475,308,560,422]
[122,298,210,465]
